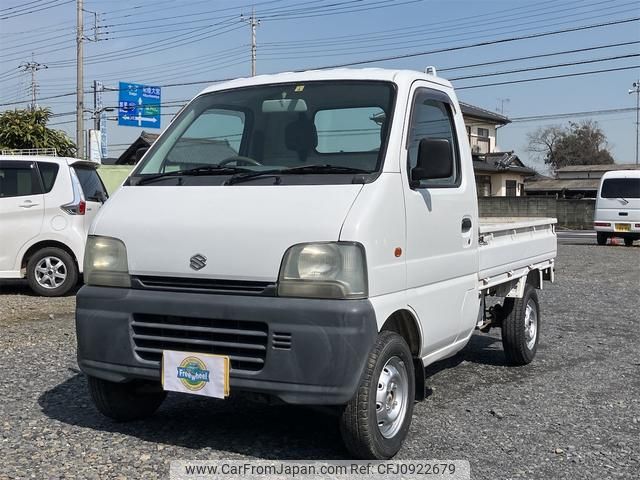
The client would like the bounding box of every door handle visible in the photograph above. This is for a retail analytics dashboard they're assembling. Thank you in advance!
[461,217,472,233]
[19,201,39,208]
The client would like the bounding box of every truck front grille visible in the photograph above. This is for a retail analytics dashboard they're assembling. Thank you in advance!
[131,314,268,371]
[131,276,274,296]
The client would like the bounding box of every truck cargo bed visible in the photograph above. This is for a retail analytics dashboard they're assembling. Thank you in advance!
[478,217,557,290]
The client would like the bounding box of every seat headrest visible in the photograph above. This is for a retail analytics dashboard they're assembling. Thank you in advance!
[285,114,318,161]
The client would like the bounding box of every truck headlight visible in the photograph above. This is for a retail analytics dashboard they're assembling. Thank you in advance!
[84,236,131,288]
[278,242,367,299]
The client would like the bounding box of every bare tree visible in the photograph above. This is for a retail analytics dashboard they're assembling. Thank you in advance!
[527,120,614,173]
[526,125,563,172]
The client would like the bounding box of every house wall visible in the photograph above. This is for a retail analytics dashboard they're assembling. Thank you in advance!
[478,197,595,229]
[463,119,498,153]
[490,173,527,197]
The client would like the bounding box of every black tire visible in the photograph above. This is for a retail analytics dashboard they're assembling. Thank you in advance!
[624,238,634,247]
[26,247,78,297]
[339,331,415,459]
[88,375,167,422]
[501,283,540,366]
[596,232,608,246]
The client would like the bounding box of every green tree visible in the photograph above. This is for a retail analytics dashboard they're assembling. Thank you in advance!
[527,120,614,173]
[0,107,76,157]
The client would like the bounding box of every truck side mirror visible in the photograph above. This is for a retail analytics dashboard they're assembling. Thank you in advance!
[411,138,453,185]
[135,147,148,162]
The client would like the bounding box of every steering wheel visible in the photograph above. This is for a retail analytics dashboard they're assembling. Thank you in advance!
[218,156,262,166]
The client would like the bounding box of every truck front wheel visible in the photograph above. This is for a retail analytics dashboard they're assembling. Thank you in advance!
[88,376,166,421]
[339,331,415,459]
[501,284,540,366]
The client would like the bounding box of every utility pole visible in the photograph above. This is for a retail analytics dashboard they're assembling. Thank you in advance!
[76,0,84,158]
[19,55,47,111]
[630,80,640,165]
[242,8,260,76]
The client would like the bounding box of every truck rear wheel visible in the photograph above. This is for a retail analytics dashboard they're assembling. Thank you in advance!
[501,284,540,366]
[339,331,415,459]
[88,376,166,421]
[624,238,634,247]
[596,232,608,245]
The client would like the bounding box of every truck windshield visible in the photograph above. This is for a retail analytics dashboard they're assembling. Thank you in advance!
[133,81,395,184]
[600,178,640,199]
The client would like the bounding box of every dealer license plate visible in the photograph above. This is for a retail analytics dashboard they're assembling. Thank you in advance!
[162,350,230,398]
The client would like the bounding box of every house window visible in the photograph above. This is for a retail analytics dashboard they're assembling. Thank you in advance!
[506,180,517,197]
[476,175,491,197]
[477,127,489,138]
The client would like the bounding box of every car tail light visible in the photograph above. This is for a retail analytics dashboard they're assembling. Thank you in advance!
[61,168,86,215]
[635,224,640,228]
[593,222,611,227]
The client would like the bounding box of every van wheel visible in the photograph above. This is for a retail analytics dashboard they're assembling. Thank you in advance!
[88,376,167,422]
[596,232,607,246]
[501,284,540,366]
[624,238,634,247]
[339,331,415,459]
[26,247,78,297]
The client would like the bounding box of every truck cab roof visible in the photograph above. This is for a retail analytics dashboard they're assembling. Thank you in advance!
[198,67,453,96]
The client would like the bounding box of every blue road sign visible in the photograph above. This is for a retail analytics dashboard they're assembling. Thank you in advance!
[118,82,161,129]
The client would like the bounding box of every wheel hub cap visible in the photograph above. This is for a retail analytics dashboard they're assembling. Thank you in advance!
[524,300,538,350]
[376,356,409,438]
[35,256,67,289]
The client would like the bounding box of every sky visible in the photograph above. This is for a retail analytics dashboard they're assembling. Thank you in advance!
[0,0,639,173]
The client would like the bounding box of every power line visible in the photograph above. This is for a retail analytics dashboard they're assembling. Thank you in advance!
[439,40,640,72]
[313,16,640,69]
[0,0,73,20]
[456,65,640,90]
[451,53,640,81]
[0,0,52,14]
[510,107,637,122]
[255,5,639,62]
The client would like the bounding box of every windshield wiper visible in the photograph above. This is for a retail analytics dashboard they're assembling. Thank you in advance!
[136,165,252,185]
[617,197,629,205]
[225,164,370,185]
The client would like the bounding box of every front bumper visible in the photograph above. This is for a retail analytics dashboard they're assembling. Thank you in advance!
[75,286,377,405]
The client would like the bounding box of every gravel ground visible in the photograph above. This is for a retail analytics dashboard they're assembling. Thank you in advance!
[0,243,638,479]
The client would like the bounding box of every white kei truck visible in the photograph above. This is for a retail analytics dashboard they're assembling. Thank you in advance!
[75,68,557,459]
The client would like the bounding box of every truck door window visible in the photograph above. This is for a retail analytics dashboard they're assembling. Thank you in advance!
[407,90,460,187]
[0,162,42,198]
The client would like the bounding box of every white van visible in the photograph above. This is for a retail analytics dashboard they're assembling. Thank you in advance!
[593,169,640,246]
[0,156,107,295]
[75,68,556,459]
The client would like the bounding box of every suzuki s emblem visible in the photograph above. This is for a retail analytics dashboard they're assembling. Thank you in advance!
[189,254,207,271]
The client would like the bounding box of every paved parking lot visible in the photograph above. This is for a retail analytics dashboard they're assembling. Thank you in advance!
[1,243,638,479]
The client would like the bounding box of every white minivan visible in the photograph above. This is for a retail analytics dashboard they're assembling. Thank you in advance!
[0,155,107,296]
[593,169,640,246]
